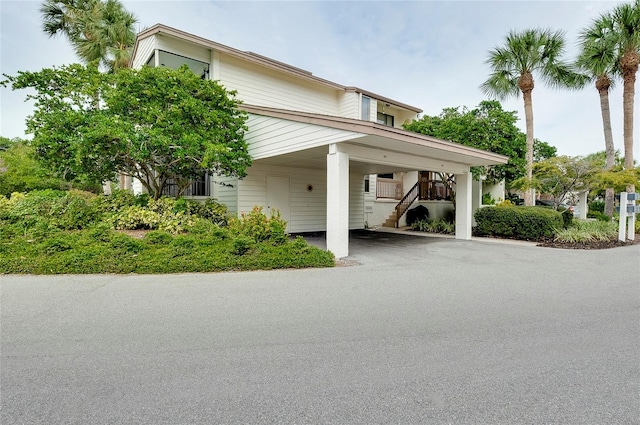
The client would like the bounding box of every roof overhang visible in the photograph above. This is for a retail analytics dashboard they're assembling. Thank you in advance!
[241,104,509,174]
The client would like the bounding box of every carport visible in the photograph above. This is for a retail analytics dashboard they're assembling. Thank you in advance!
[243,105,509,258]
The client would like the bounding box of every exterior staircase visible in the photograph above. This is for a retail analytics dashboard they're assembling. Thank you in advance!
[382,182,420,228]
[383,211,398,227]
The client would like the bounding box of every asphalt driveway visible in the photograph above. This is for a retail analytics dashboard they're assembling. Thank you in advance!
[2,235,639,424]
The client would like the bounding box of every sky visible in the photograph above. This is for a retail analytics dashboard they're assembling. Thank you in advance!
[1,0,638,160]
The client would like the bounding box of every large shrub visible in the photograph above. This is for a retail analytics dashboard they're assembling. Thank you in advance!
[228,206,288,245]
[0,189,100,231]
[104,194,228,234]
[587,200,610,221]
[1,189,229,236]
[474,205,563,240]
[0,138,100,195]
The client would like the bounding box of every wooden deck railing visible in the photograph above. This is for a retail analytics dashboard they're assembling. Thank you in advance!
[376,179,403,200]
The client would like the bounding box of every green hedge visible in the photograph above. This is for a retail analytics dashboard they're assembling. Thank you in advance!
[474,206,563,241]
[0,190,335,274]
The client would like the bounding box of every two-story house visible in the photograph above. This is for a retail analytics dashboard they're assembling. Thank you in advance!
[130,24,508,257]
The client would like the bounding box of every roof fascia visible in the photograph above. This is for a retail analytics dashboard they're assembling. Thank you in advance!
[241,104,509,165]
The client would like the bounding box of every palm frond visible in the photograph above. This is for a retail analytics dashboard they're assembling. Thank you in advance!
[40,0,72,38]
[480,71,520,100]
[612,0,640,50]
[39,0,137,70]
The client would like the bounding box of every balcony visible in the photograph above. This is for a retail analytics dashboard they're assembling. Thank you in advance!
[376,178,403,200]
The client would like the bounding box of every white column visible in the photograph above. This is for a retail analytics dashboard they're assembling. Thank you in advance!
[455,171,473,240]
[577,191,588,220]
[102,181,112,195]
[327,143,350,258]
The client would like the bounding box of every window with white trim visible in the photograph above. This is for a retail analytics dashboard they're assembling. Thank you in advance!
[361,95,371,121]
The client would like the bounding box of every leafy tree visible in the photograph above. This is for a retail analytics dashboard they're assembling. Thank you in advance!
[0,137,87,195]
[0,136,13,151]
[528,155,600,208]
[404,100,555,186]
[583,151,640,196]
[577,14,619,217]
[40,0,137,71]
[481,29,583,206]
[533,139,557,163]
[2,64,252,199]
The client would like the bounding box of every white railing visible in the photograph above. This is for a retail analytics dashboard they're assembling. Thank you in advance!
[376,179,403,200]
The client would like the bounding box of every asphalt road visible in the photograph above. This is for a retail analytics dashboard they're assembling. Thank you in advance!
[1,236,639,424]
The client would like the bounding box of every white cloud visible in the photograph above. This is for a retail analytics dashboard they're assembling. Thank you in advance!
[1,0,638,160]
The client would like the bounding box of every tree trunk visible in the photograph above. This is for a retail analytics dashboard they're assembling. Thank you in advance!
[522,88,534,206]
[597,80,616,217]
[621,50,638,194]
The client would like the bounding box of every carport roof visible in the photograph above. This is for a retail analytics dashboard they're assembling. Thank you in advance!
[241,104,509,168]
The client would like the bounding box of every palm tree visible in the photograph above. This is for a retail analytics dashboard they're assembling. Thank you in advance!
[102,0,137,71]
[74,0,137,71]
[40,0,137,71]
[40,0,100,49]
[577,16,619,217]
[610,0,639,179]
[481,29,582,206]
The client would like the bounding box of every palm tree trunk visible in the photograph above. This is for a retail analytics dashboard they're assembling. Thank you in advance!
[621,51,637,195]
[522,88,534,206]
[598,83,616,217]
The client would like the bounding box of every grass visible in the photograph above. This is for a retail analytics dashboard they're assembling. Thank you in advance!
[553,220,618,243]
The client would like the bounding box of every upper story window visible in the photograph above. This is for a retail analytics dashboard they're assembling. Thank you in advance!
[361,95,371,121]
[147,50,210,79]
[377,112,394,127]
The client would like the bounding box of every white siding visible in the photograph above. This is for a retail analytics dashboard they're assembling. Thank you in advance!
[417,201,454,221]
[369,96,377,122]
[368,199,397,227]
[364,174,376,203]
[133,37,156,70]
[212,175,238,214]
[237,163,327,233]
[246,114,364,159]
[219,55,340,115]
[338,91,359,119]
[395,109,419,128]
[349,171,365,229]
[155,35,210,64]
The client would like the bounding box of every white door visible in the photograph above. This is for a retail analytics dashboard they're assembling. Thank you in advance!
[266,176,290,232]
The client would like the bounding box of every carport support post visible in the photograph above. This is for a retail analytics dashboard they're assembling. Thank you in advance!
[327,143,349,258]
[455,171,472,240]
